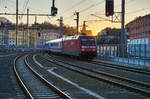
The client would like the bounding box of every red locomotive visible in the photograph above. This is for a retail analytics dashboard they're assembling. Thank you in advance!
[46,35,97,59]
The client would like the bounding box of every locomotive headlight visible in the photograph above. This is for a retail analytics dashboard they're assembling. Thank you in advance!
[92,49,96,51]
[81,49,85,51]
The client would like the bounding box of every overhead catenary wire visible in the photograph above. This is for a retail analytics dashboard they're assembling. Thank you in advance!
[66,0,149,34]
[88,0,147,21]
[64,0,105,21]
[62,0,105,32]
[2,0,149,29]
[80,0,105,13]
[20,0,30,20]
[90,0,136,17]
[62,0,88,15]
[64,0,105,31]
[126,7,150,15]
[47,15,51,22]
[126,0,136,4]
[7,0,15,4]
[62,0,89,21]
[22,0,30,13]
[63,0,149,27]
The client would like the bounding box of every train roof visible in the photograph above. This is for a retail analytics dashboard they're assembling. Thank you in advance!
[63,35,94,40]
[46,35,95,44]
[63,35,80,40]
[46,38,62,44]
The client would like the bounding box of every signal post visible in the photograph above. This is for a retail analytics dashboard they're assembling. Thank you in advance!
[105,0,125,57]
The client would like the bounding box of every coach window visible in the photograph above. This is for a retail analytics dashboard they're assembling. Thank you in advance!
[81,38,95,44]
[52,43,54,47]
[88,39,95,44]
[54,43,57,47]
[81,38,87,44]
[58,42,61,47]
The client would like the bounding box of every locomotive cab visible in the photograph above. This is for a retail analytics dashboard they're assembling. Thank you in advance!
[79,36,97,58]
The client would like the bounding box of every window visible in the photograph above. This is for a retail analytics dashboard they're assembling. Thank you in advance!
[88,39,95,44]
[81,38,95,44]
[81,38,88,44]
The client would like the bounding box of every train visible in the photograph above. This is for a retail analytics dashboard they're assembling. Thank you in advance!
[45,35,97,59]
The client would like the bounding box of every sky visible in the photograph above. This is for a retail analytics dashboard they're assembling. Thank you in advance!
[0,0,150,36]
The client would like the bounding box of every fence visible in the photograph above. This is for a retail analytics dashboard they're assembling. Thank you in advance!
[97,44,150,68]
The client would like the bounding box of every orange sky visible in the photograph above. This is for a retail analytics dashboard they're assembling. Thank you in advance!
[0,0,150,36]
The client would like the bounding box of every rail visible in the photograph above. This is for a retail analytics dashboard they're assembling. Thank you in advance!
[40,54,150,97]
[25,55,71,99]
[13,55,33,99]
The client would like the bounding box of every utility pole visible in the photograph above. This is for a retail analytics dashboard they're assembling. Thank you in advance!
[121,0,125,57]
[27,8,29,48]
[52,0,55,7]
[16,0,18,47]
[34,16,37,48]
[23,26,25,48]
[74,12,79,35]
[59,16,63,38]
[42,31,44,47]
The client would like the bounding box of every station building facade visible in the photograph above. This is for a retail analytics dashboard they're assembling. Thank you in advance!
[126,14,150,58]
[126,14,150,44]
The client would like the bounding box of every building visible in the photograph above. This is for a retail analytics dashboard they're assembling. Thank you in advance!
[97,28,121,44]
[0,30,3,45]
[79,21,92,36]
[0,17,12,46]
[126,14,150,42]
[8,29,16,46]
[126,14,150,58]
[97,28,122,57]
[44,29,60,41]
[37,29,59,47]
[0,17,60,49]
[0,17,11,24]
[8,27,60,48]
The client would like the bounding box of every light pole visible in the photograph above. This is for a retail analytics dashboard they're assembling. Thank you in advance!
[121,0,125,57]
[74,12,79,35]
[57,17,63,38]
[16,0,18,48]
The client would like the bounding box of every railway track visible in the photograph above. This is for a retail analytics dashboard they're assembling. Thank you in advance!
[13,55,71,99]
[38,54,150,97]
[51,54,150,75]
[89,60,150,75]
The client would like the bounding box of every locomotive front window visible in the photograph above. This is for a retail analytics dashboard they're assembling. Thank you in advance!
[81,38,95,44]
[81,38,88,44]
[88,39,95,44]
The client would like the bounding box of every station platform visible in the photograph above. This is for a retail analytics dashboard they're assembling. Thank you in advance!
[95,56,150,70]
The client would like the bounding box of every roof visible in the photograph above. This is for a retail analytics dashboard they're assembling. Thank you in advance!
[126,14,150,27]
[0,17,12,24]
[46,35,95,44]
[46,38,62,44]
[63,35,80,40]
